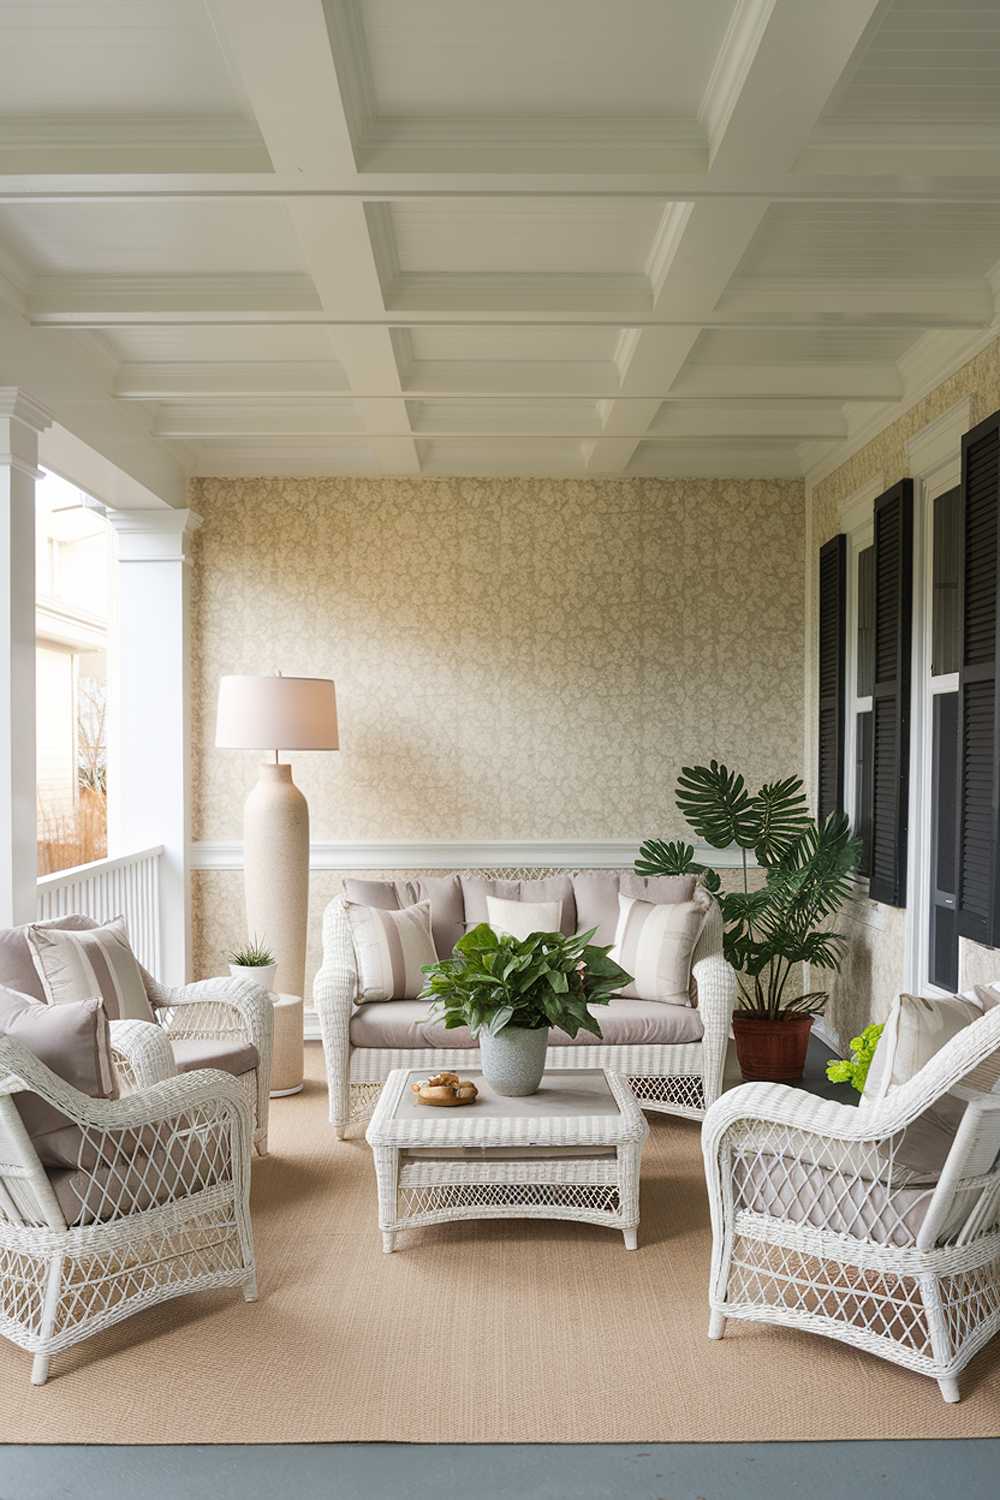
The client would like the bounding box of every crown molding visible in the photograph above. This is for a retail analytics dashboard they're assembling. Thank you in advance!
[699,0,777,158]
[803,318,1000,494]
[107,506,202,562]
[905,396,974,486]
[191,838,758,872]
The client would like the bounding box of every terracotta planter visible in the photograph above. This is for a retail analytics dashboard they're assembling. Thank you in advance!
[732,1013,814,1083]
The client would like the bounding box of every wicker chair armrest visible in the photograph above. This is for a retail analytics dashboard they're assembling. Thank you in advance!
[703,1081,884,1159]
[109,1018,177,1091]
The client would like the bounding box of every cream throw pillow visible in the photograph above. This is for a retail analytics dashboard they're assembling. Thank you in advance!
[862,992,986,1110]
[344,899,438,1003]
[611,891,710,1007]
[26,916,154,1022]
[486,895,562,942]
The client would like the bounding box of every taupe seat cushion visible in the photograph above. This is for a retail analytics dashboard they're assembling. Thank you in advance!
[171,1036,259,1077]
[349,996,704,1051]
[49,1132,228,1227]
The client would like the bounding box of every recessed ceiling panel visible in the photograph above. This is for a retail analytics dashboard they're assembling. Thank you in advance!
[823,0,1000,126]
[406,327,621,363]
[356,0,736,118]
[736,202,1000,281]
[0,0,254,118]
[98,325,346,364]
[687,327,921,366]
[0,201,306,275]
[388,201,664,275]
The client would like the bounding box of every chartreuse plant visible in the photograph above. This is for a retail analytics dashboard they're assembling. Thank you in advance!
[826,1024,884,1094]
[636,761,860,1021]
[421,924,632,1040]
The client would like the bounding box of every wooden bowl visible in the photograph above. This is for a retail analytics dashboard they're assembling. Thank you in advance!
[412,1076,479,1107]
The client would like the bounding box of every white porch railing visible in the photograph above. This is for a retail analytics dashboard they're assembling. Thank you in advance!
[35,845,164,973]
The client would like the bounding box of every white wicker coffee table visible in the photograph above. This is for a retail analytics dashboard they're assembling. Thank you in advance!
[366,1067,648,1252]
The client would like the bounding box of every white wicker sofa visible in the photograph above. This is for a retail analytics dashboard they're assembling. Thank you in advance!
[315,871,737,1137]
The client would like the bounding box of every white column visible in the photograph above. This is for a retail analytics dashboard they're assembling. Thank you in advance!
[106,508,200,985]
[0,389,51,926]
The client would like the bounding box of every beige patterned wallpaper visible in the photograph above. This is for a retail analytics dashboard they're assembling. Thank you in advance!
[189,475,806,982]
[810,333,1000,1047]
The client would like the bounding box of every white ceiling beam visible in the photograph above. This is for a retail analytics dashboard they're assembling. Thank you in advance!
[32,275,990,330]
[6,172,1000,205]
[0,117,271,176]
[114,362,350,400]
[587,0,884,474]
[205,0,420,475]
[667,364,902,401]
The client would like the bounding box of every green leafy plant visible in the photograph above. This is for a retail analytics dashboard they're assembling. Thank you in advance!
[420,924,632,1040]
[226,936,275,968]
[826,1024,884,1094]
[636,761,860,1021]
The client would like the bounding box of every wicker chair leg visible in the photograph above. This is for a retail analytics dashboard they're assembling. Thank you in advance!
[242,1271,258,1303]
[32,1252,64,1386]
[938,1376,961,1404]
[708,1309,726,1340]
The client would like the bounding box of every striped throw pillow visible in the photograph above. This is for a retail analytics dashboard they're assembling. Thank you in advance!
[26,916,154,1023]
[344,900,438,1003]
[611,891,711,1007]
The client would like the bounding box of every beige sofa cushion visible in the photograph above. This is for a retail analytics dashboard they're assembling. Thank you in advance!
[571,872,697,948]
[345,900,438,1002]
[171,1036,259,1078]
[342,876,465,957]
[461,876,576,937]
[0,915,101,1003]
[27,916,154,1023]
[486,895,562,941]
[612,891,710,1006]
[0,985,117,1169]
[349,995,704,1051]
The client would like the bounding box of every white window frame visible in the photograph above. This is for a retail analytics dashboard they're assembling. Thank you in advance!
[903,398,972,996]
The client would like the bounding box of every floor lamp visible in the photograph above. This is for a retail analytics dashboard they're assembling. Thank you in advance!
[215,674,339,999]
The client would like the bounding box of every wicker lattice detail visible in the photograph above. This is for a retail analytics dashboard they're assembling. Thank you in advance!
[0,1037,257,1383]
[349,1083,382,1120]
[628,1073,704,1115]
[703,1009,1000,1400]
[399,1181,621,1221]
[727,1236,934,1357]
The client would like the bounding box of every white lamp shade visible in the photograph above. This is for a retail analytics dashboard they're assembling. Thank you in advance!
[215,674,339,751]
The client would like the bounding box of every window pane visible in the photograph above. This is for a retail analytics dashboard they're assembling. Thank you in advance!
[932,486,960,676]
[929,690,959,992]
[857,545,875,696]
[854,709,873,876]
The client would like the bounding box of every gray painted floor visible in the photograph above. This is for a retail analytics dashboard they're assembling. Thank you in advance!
[5,1042,991,1499]
[4,1441,1000,1500]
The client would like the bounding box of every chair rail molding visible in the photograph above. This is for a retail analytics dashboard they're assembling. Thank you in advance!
[191,838,758,872]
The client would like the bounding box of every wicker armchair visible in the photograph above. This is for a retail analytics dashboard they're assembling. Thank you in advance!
[315,890,736,1137]
[702,1006,1000,1403]
[0,1035,256,1385]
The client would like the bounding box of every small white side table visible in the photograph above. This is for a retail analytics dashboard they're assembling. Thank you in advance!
[269,993,304,1096]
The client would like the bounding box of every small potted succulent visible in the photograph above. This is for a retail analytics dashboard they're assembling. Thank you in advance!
[226,936,278,996]
[421,924,631,1096]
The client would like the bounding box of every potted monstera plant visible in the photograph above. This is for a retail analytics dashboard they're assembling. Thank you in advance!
[420,924,631,1096]
[636,762,860,1083]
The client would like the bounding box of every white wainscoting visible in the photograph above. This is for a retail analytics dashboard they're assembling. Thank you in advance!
[190,839,758,871]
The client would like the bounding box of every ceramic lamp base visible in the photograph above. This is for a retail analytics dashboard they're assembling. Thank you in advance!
[243,763,309,999]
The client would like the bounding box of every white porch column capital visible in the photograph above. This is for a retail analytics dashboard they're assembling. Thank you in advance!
[107,505,199,983]
[106,506,202,562]
[0,387,53,479]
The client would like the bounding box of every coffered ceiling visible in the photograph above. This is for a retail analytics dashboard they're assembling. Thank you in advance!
[1,0,999,487]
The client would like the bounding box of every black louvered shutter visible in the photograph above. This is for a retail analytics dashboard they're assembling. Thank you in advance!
[955,410,1000,945]
[869,480,913,906]
[817,534,847,822]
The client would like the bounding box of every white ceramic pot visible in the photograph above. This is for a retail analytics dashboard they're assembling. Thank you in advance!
[228,961,277,995]
[478,1024,549,1097]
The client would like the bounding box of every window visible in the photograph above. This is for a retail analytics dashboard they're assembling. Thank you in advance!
[853,544,874,876]
[35,471,113,875]
[927,486,960,990]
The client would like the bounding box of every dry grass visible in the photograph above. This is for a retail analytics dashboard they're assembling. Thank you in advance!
[37,788,107,875]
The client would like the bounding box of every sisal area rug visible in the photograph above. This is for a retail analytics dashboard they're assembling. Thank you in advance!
[1,1045,998,1444]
